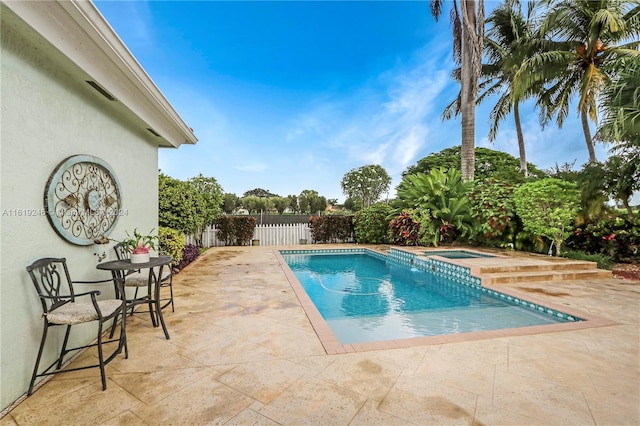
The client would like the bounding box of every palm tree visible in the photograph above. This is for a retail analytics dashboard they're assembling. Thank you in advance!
[430,0,485,181]
[597,58,640,219]
[515,0,640,163]
[476,1,541,177]
[597,59,640,148]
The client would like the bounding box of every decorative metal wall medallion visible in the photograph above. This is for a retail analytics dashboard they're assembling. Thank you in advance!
[44,155,122,245]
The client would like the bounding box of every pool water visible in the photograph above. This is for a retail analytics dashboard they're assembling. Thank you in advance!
[282,252,573,344]
[424,250,496,259]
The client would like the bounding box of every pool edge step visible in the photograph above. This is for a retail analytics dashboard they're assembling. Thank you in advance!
[482,269,612,284]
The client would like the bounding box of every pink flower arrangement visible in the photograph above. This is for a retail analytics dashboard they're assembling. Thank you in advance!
[114,228,159,254]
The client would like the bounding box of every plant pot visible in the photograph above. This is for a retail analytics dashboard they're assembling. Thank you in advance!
[130,253,150,264]
[299,239,307,245]
[252,239,260,246]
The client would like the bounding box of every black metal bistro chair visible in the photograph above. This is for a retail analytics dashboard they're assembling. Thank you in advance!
[113,243,174,312]
[25,258,126,395]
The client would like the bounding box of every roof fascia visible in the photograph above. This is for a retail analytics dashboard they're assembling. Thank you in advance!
[3,0,197,148]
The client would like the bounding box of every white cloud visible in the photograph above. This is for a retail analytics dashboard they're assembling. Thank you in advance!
[283,43,452,184]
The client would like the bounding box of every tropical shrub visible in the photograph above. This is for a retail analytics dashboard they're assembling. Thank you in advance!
[388,212,420,246]
[353,203,393,244]
[309,215,354,243]
[178,244,200,270]
[469,179,516,247]
[158,227,185,268]
[513,178,580,256]
[394,168,475,245]
[566,215,639,263]
[411,209,439,247]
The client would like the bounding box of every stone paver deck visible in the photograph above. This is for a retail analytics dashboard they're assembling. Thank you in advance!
[3,245,639,425]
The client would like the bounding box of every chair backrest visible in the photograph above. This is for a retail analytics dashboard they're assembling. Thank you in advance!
[113,243,130,261]
[26,258,74,314]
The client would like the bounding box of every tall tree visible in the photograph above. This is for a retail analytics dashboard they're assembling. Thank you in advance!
[242,188,278,198]
[403,146,546,184]
[158,173,205,236]
[515,0,640,162]
[188,174,224,226]
[222,193,239,214]
[340,164,392,209]
[597,58,640,219]
[431,0,485,181]
[478,1,541,177]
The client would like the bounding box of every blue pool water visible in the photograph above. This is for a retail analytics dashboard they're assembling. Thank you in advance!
[282,251,576,344]
[424,250,496,259]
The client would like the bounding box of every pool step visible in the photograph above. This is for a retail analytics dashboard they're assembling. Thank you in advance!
[478,260,599,274]
[481,268,612,285]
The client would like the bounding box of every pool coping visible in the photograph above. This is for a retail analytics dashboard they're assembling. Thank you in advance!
[274,248,619,355]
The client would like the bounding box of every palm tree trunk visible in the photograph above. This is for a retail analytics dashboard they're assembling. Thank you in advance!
[460,78,476,181]
[459,0,483,182]
[513,102,528,177]
[580,108,597,162]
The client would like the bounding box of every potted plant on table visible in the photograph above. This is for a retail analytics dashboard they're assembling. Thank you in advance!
[116,228,159,264]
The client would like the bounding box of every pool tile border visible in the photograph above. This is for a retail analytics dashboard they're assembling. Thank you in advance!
[275,248,618,355]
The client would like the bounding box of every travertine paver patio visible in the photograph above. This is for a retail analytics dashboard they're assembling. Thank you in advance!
[3,244,639,425]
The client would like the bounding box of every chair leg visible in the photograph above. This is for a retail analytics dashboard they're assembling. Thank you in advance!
[96,322,107,391]
[57,325,72,369]
[120,306,128,359]
[129,287,140,316]
[28,323,49,396]
[168,279,175,312]
[109,310,120,339]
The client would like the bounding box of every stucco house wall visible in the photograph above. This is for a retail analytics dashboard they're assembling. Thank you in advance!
[1,1,196,412]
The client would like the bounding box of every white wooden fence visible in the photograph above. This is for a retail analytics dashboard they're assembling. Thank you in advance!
[187,223,313,247]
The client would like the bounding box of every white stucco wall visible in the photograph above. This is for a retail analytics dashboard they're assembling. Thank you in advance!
[1,13,160,410]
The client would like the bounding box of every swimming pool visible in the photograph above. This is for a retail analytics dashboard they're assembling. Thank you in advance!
[281,249,580,345]
[424,249,496,259]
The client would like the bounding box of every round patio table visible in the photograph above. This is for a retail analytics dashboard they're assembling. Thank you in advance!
[98,256,172,347]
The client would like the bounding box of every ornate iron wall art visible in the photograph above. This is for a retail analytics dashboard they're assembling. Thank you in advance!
[44,155,123,245]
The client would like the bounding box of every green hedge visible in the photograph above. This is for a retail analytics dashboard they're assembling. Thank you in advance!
[309,215,354,243]
[214,216,257,246]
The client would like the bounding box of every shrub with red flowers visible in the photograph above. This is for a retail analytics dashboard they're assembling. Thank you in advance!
[566,215,639,263]
[468,179,516,247]
[388,212,420,246]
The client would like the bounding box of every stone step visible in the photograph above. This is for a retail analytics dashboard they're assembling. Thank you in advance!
[483,269,612,285]
[478,261,598,274]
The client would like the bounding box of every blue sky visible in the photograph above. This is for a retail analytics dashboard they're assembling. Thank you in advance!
[95,1,610,202]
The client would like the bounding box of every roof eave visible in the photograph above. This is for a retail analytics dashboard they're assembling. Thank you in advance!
[3,0,197,148]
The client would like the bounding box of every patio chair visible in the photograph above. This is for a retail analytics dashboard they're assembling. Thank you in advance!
[25,257,126,395]
[113,243,174,312]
